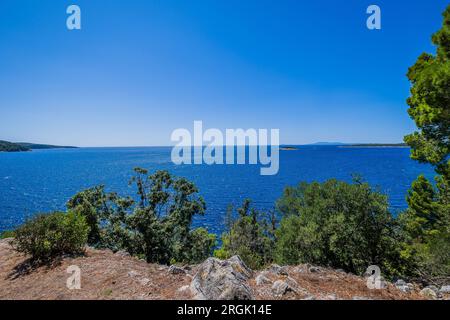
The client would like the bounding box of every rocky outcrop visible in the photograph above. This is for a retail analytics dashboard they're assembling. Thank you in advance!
[394,279,414,293]
[190,256,254,300]
[168,265,186,275]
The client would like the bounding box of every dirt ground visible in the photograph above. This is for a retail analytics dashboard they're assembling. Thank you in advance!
[0,239,426,300]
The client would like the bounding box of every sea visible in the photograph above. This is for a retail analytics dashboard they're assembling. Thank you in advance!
[0,146,435,235]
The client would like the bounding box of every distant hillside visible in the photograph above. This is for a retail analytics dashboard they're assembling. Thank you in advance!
[342,143,408,148]
[0,140,77,152]
[16,142,78,150]
[308,142,347,146]
[0,140,30,152]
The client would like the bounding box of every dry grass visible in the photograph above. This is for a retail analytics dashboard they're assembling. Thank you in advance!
[0,239,428,300]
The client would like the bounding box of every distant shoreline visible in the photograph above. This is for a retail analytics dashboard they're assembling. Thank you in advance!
[0,140,78,152]
[340,143,408,148]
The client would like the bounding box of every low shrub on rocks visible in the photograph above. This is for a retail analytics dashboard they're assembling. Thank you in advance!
[12,211,89,262]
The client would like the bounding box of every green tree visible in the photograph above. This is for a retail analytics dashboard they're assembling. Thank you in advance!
[274,179,402,277]
[404,5,450,173]
[215,200,275,269]
[401,5,450,283]
[69,168,215,265]
[67,186,134,249]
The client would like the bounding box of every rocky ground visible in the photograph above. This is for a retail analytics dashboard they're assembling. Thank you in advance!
[0,238,448,300]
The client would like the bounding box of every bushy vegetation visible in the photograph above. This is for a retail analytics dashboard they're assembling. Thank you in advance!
[274,178,402,277]
[0,230,15,239]
[12,211,89,262]
[400,5,450,284]
[67,168,216,265]
[0,140,30,152]
[214,200,276,269]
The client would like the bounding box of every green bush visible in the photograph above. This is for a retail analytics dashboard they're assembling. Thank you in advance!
[274,178,402,277]
[398,174,450,282]
[13,211,89,262]
[214,200,275,269]
[183,228,216,264]
[0,230,15,239]
[68,168,216,265]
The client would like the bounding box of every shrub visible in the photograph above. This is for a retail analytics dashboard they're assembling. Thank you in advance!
[274,178,402,277]
[13,211,89,262]
[398,174,450,282]
[214,200,275,269]
[0,230,15,239]
[69,168,216,265]
[183,228,216,264]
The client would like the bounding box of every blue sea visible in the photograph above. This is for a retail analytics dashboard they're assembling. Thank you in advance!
[0,146,435,235]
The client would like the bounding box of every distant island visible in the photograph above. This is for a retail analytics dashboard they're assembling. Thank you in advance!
[341,143,408,148]
[0,140,78,152]
[280,146,299,151]
[307,142,347,146]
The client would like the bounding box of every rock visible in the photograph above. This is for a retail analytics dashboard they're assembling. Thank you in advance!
[190,256,253,300]
[420,287,437,300]
[292,266,307,273]
[352,296,373,300]
[177,285,191,295]
[255,273,271,286]
[302,295,316,300]
[439,285,450,294]
[138,278,151,286]
[394,279,414,293]
[324,294,337,300]
[285,277,299,289]
[127,270,140,278]
[268,264,289,276]
[308,266,320,273]
[271,280,296,297]
[115,250,130,257]
[272,280,291,296]
[168,265,186,275]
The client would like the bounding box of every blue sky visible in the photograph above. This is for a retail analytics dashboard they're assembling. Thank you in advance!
[0,0,447,146]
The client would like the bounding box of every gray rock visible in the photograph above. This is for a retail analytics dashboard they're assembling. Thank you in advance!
[168,265,186,275]
[309,266,320,273]
[255,273,271,286]
[177,285,191,295]
[302,295,316,300]
[272,280,296,297]
[268,264,289,276]
[138,278,151,286]
[270,277,310,298]
[352,296,373,300]
[127,270,140,278]
[420,287,437,300]
[292,266,307,273]
[285,277,299,289]
[394,279,414,293]
[115,250,130,257]
[439,285,450,294]
[190,256,254,300]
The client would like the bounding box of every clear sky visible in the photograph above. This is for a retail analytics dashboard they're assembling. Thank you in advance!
[0,0,447,147]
